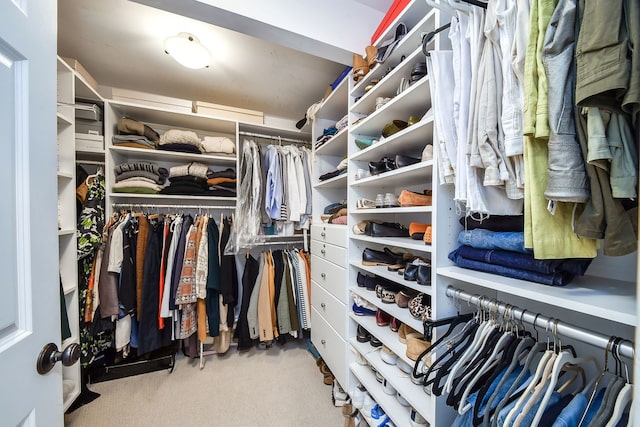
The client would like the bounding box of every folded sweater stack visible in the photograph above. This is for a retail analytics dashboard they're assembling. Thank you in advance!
[158,129,202,154]
[113,117,160,150]
[112,161,168,194]
[160,162,236,197]
[200,136,235,155]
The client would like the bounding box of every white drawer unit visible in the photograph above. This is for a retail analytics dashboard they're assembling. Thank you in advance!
[311,255,347,301]
[311,239,347,268]
[312,280,347,337]
[311,306,348,388]
[311,224,348,248]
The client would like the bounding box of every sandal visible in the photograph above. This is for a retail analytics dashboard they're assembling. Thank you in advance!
[352,53,369,82]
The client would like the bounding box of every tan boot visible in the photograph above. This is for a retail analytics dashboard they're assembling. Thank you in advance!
[365,45,378,68]
[352,53,369,82]
[342,403,357,427]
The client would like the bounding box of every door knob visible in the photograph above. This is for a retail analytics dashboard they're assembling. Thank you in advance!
[37,342,80,375]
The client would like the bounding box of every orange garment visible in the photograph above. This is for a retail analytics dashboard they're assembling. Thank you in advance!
[206,177,237,186]
[197,298,208,341]
[257,253,274,342]
[135,213,149,319]
[300,250,312,307]
[84,256,98,323]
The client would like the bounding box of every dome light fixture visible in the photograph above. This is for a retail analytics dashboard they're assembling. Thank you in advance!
[164,32,211,69]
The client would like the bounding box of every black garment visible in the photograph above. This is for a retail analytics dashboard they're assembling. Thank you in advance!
[119,220,137,312]
[160,181,209,196]
[458,215,524,232]
[219,218,238,328]
[157,142,202,154]
[208,168,237,179]
[272,250,285,331]
[205,218,221,337]
[236,255,259,350]
[169,215,193,310]
[60,277,71,341]
[138,218,171,355]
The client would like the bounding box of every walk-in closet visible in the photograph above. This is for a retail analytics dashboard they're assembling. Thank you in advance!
[0,0,637,426]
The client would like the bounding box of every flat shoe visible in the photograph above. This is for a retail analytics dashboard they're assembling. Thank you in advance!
[395,154,421,168]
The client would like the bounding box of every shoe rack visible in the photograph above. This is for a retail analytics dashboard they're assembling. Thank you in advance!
[344,1,453,425]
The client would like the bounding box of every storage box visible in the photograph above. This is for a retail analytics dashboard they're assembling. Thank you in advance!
[61,57,99,91]
[75,133,104,152]
[75,103,102,121]
[76,119,103,136]
[193,100,264,124]
[109,88,193,114]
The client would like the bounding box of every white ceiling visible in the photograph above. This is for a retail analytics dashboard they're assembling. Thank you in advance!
[58,0,393,121]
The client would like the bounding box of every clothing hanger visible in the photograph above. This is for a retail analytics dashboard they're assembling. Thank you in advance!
[604,338,632,427]
[588,338,629,427]
[577,337,617,427]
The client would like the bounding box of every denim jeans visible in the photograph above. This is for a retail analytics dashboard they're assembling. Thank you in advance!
[457,245,592,276]
[449,247,574,286]
[457,229,531,254]
[552,388,604,427]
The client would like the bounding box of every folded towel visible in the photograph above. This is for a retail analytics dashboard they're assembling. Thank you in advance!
[159,129,201,146]
[201,136,235,154]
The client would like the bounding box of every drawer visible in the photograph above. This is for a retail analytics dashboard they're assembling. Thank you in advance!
[311,306,347,388]
[311,239,346,267]
[311,255,346,301]
[312,280,347,337]
[311,224,347,247]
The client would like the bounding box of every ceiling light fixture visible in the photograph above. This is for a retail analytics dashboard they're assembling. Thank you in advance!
[164,32,211,69]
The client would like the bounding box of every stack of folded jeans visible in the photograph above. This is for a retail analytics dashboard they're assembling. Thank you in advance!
[448,228,592,286]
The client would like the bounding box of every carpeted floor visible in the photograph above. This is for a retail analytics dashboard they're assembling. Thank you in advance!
[64,341,344,427]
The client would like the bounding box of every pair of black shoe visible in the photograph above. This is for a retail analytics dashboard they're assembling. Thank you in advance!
[357,271,397,292]
[356,325,382,347]
[364,221,409,238]
[368,154,421,176]
[403,263,431,285]
[362,247,410,269]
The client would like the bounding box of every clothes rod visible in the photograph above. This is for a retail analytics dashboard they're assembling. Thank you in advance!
[76,160,105,166]
[445,286,635,359]
[239,131,310,145]
[111,203,235,210]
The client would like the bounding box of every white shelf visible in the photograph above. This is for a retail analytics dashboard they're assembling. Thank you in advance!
[58,229,75,237]
[351,206,433,215]
[350,76,432,138]
[437,266,637,326]
[349,161,433,189]
[351,338,433,422]
[109,146,237,165]
[350,234,433,254]
[351,8,436,98]
[350,314,415,368]
[109,100,237,134]
[57,171,74,180]
[57,111,73,126]
[109,193,237,203]
[318,76,349,120]
[351,286,424,332]
[314,173,348,189]
[316,127,348,157]
[351,262,434,295]
[350,362,414,427]
[351,118,434,162]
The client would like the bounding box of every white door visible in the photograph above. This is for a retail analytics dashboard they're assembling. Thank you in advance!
[0,0,62,425]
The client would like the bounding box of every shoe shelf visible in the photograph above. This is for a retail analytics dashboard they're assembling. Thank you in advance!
[318,76,349,121]
[351,338,434,421]
[350,313,416,368]
[351,206,433,215]
[351,117,433,162]
[314,173,348,189]
[352,46,426,116]
[350,362,414,427]
[350,234,432,254]
[351,7,437,100]
[351,286,424,332]
[350,76,432,137]
[438,266,637,326]
[351,262,434,296]
[316,126,348,157]
[109,145,237,165]
[349,161,433,188]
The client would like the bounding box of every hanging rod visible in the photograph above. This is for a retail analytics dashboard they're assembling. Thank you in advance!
[446,286,635,359]
[112,203,235,210]
[251,239,304,246]
[76,160,105,166]
[239,131,310,145]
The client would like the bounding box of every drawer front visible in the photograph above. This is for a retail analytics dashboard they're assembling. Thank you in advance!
[311,239,346,267]
[311,306,347,388]
[312,280,347,338]
[311,224,347,247]
[311,255,346,301]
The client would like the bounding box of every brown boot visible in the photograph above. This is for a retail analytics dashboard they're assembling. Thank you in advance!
[365,45,377,68]
[352,53,369,82]
[342,403,357,427]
